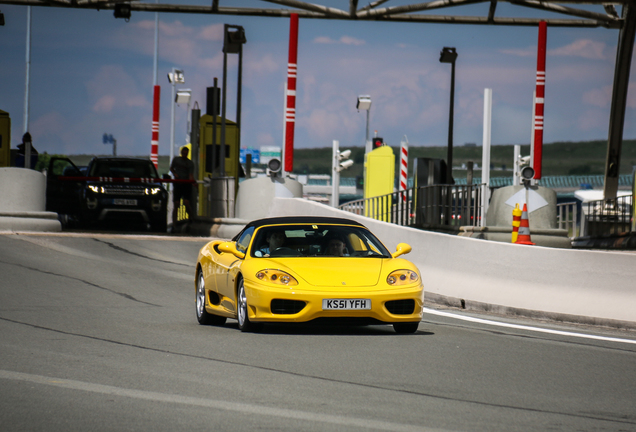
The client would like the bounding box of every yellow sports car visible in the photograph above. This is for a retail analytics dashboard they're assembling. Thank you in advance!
[195,216,424,333]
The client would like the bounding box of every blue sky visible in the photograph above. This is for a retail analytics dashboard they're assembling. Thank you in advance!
[0,1,632,160]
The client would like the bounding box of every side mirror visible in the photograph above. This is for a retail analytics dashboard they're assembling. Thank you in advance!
[162,173,172,180]
[218,241,245,259]
[392,243,412,258]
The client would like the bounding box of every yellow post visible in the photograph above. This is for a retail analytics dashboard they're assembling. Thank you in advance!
[0,110,11,167]
[512,203,522,243]
[364,145,395,221]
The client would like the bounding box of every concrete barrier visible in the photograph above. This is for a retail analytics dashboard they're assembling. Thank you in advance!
[0,168,61,232]
[266,197,636,328]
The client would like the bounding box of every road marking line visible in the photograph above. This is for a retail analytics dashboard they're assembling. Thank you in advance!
[0,370,447,432]
[423,308,636,345]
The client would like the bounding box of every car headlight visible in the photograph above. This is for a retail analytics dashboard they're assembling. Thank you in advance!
[88,185,104,193]
[145,187,162,195]
[387,270,419,286]
[255,269,298,286]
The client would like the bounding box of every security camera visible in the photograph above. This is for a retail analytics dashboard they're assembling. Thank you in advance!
[339,150,351,160]
[518,155,531,165]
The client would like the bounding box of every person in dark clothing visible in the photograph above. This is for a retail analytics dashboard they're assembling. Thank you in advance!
[170,146,195,225]
[16,132,38,168]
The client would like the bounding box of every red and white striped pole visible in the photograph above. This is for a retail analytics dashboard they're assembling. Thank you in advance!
[533,21,547,180]
[284,13,299,173]
[151,85,160,169]
[400,138,408,200]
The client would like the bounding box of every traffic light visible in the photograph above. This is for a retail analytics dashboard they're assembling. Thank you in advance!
[372,137,384,149]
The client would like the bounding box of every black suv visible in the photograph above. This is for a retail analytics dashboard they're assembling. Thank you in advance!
[46,157,168,232]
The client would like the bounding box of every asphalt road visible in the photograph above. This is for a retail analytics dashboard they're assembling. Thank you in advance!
[1,232,635,432]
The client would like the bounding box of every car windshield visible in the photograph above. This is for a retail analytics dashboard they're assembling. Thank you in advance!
[250,224,391,258]
[89,160,158,178]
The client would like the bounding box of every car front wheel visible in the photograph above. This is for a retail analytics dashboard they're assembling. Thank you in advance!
[237,278,261,332]
[196,270,226,326]
[393,322,419,334]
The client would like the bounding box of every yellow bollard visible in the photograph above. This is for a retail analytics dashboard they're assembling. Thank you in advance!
[512,203,522,243]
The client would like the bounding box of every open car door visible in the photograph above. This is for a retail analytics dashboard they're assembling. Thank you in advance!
[46,157,84,218]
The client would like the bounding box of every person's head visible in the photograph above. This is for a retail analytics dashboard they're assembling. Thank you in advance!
[325,236,346,256]
[266,230,286,250]
[22,132,32,144]
[180,147,189,158]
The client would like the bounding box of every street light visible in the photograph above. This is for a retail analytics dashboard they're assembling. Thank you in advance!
[220,24,246,176]
[439,47,457,184]
[175,89,192,145]
[167,68,185,164]
[357,95,372,154]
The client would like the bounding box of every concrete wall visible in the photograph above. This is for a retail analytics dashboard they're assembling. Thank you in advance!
[0,168,61,232]
[265,197,636,326]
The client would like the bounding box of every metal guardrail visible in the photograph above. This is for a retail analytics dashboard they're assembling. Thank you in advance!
[556,195,634,238]
[583,194,633,237]
[339,184,485,230]
[455,174,632,189]
[556,202,579,238]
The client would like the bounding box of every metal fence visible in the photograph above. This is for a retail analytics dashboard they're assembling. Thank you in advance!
[556,195,634,238]
[556,202,579,238]
[582,194,633,237]
[339,184,485,230]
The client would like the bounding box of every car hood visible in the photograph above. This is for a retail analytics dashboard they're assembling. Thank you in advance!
[266,258,385,288]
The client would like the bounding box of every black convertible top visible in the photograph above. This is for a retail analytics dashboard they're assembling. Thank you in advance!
[232,216,367,240]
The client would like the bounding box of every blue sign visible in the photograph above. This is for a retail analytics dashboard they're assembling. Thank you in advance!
[240,148,260,164]
[103,133,114,144]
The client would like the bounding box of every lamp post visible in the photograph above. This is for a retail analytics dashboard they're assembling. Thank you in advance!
[175,89,192,145]
[221,24,246,176]
[439,47,457,184]
[167,68,185,164]
[357,95,372,155]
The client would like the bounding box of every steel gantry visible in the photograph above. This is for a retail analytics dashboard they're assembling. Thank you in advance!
[1,0,635,198]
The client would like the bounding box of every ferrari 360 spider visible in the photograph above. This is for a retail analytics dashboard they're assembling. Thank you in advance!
[195,216,424,333]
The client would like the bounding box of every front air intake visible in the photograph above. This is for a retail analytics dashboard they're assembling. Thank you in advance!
[385,299,415,315]
[271,299,306,315]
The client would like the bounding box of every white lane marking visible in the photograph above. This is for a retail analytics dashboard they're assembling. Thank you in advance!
[423,308,636,345]
[0,370,448,432]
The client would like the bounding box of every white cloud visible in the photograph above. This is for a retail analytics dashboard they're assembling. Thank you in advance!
[198,24,224,41]
[313,35,365,45]
[93,95,117,113]
[548,39,608,60]
[582,85,612,108]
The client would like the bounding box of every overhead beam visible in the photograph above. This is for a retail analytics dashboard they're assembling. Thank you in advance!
[0,0,613,27]
[261,0,349,18]
[357,0,489,18]
[509,0,622,27]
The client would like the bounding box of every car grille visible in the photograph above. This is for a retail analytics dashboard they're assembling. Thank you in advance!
[102,185,147,196]
[271,299,306,315]
[385,299,415,315]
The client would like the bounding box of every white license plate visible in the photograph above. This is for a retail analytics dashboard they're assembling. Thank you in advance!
[113,199,137,206]
[322,299,371,310]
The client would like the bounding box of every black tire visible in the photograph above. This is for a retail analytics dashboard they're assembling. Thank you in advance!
[236,277,262,332]
[151,215,168,233]
[393,322,419,334]
[196,270,227,326]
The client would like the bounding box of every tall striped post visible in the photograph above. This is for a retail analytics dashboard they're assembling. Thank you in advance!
[284,13,299,173]
[151,85,160,169]
[533,21,547,180]
[400,139,408,201]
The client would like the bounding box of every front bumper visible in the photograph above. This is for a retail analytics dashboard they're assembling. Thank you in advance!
[243,279,424,324]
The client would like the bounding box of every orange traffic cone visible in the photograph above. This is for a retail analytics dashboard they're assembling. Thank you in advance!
[511,203,521,243]
[515,204,535,245]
